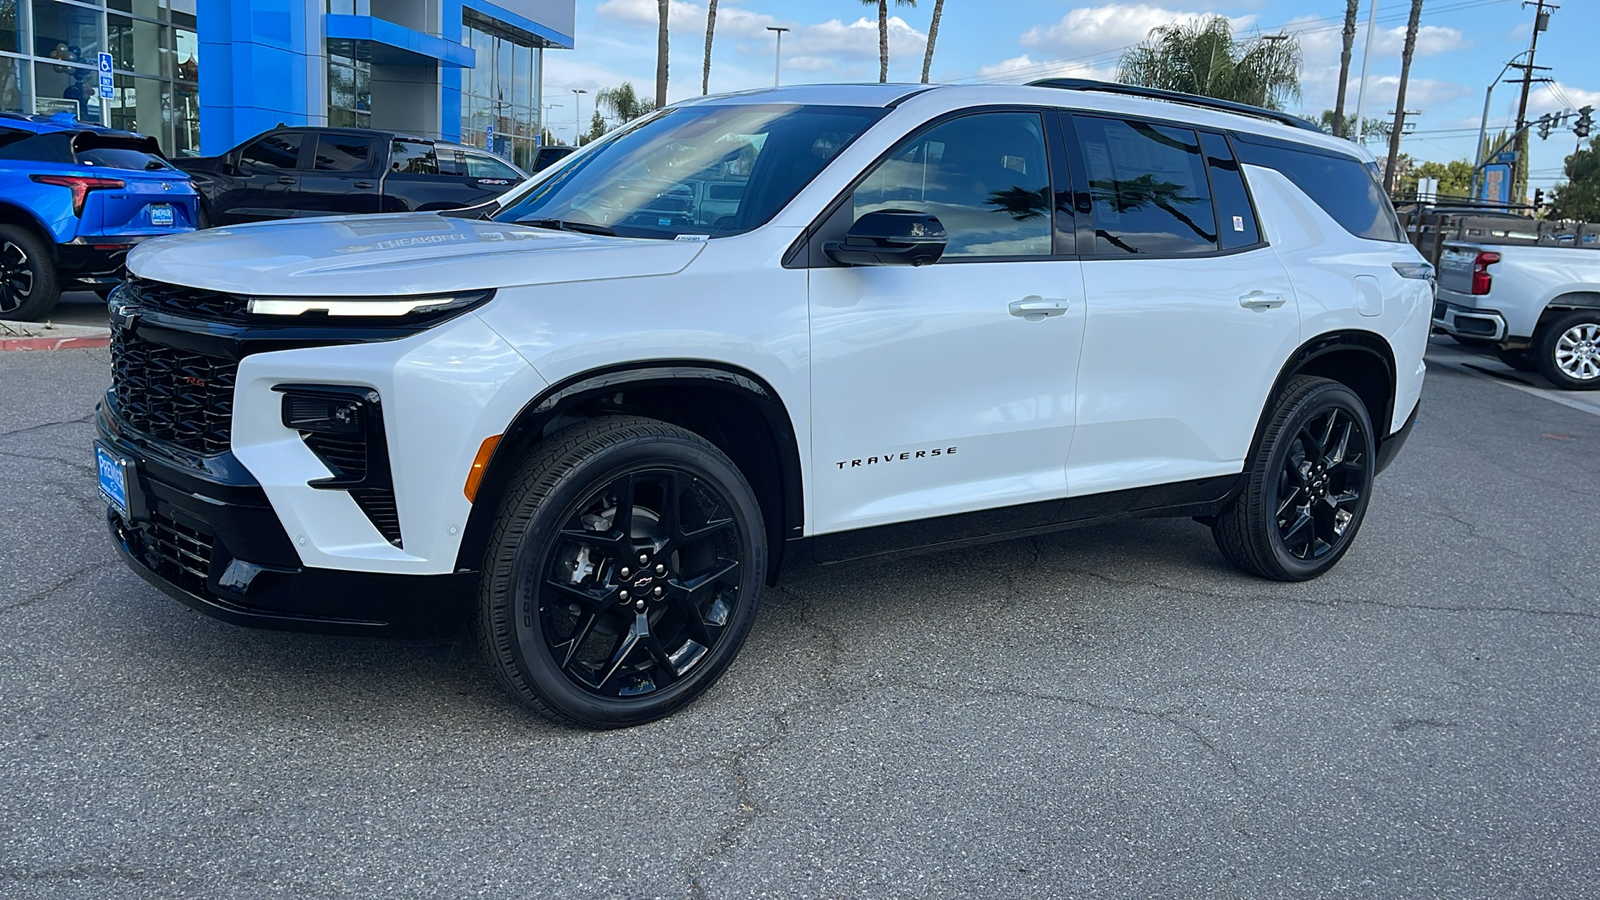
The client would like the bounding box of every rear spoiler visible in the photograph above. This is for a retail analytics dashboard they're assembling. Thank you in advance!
[71,131,168,161]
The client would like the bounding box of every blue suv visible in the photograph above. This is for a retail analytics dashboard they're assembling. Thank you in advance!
[0,113,199,320]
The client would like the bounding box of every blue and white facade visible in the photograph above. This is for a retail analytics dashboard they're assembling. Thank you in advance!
[0,0,571,168]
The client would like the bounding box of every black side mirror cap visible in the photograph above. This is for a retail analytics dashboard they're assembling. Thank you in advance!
[824,210,947,267]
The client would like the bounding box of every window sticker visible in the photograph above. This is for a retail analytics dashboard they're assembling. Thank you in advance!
[1233,215,1245,232]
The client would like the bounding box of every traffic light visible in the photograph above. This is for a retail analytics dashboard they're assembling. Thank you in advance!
[1537,114,1553,140]
[1576,106,1594,139]
[1534,188,1546,208]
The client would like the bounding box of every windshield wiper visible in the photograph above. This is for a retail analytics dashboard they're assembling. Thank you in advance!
[521,217,616,237]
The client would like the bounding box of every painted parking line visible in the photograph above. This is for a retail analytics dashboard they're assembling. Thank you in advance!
[1427,340,1600,419]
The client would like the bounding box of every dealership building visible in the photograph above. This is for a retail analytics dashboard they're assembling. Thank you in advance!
[0,0,573,168]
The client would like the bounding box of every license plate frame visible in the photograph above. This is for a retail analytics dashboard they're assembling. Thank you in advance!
[149,203,174,226]
[96,443,130,517]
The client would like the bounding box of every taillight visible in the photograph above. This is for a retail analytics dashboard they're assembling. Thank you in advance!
[1471,251,1501,296]
[29,174,127,216]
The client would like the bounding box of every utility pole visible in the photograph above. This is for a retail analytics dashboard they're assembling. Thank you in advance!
[767,27,790,87]
[1510,1,1557,204]
[572,88,587,145]
[1383,0,1424,193]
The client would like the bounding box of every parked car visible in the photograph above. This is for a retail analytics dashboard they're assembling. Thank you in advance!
[0,112,198,320]
[530,145,574,172]
[98,80,1430,728]
[1433,229,1600,389]
[173,127,529,226]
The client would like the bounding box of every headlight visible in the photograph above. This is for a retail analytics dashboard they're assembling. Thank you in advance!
[246,290,494,318]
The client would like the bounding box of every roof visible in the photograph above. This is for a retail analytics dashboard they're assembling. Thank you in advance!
[673,81,1371,162]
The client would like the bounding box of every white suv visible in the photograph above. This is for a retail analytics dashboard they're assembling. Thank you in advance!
[97,80,1431,727]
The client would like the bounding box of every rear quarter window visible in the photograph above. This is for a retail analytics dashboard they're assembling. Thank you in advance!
[1233,136,1402,242]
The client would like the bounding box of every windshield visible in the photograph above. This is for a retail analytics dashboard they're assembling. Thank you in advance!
[492,104,886,239]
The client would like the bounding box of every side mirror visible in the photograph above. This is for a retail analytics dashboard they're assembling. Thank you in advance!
[824,210,947,267]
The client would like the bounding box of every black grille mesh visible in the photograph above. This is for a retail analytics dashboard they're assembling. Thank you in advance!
[139,513,214,595]
[125,278,250,323]
[110,326,236,455]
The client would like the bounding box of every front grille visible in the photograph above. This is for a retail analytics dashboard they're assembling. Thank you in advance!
[126,278,250,324]
[110,326,236,455]
[350,488,402,546]
[140,512,214,596]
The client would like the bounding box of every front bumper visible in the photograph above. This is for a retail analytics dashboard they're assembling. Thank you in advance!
[98,404,474,635]
[1432,298,1508,342]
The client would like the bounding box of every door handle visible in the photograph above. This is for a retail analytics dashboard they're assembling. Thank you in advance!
[1009,296,1070,321]
[1239,290,1287,310]
[276,176,296,185]
[354,181,374,189]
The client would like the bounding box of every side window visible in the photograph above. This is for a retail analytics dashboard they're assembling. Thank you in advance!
[463,151,519,180]
[852,111,1052,259]
[238,132,304,170]
[390,139,438,175]
[1075,116,1217,256]
[1199,132,1261,250]
[1231,137,1403,242]
[313,135,375,172]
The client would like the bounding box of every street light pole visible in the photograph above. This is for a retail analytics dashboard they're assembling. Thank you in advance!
[1471,51,1531,200]
[766,27,790,87]
[572,88,587,145]
[1352,0,1379,142]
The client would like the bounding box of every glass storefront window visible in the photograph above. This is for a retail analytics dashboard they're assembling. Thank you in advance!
[33,60,98,121]
[512,41,530,110]
[108,14,168,77]
[171,79,196,154]
[2,0,23,54]
[107,71,169,137]
[0,56,27,112]
[32,0,102,61]
[108,0,162,19]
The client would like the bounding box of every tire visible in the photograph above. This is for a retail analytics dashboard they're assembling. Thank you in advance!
[0,225,60,321]
[196,202,211,230]
[1532,310,1600,390]
[1212,376,1377,581]
[1496,347,1538,372]
[1450,334,1494,348]
[475,416,767,729]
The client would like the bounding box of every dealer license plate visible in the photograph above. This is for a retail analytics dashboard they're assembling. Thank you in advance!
[149,204,174,226]
[96,443,129,516]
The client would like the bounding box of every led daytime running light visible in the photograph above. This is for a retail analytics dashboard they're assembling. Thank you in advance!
[247,292,489,317]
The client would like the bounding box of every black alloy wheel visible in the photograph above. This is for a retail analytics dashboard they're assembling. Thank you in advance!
[0,225,59,322]
[1212,376,1376,581]
[477,417,765,728]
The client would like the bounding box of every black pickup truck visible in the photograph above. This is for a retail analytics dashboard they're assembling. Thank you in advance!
[173,127,542,226]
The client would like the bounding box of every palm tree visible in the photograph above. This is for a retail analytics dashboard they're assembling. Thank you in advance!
[1383,0,1424,192]
[1332,0,1359,138]
[1117,16,1302,111]
[655,0,669,108]
[597,82,656,125]
[920,0,945,84]
[861,0,916,83]
[702,0,718,95]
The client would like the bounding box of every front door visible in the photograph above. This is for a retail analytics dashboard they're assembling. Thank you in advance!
[298,133,381,217]
[1063,116,1303,496]
[227,131,307,223]
[808,110,1086,539]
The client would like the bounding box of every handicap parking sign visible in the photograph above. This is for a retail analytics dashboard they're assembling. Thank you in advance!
[97,52,113,100]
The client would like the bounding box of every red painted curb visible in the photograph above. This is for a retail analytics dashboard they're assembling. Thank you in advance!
[0,334,112,351]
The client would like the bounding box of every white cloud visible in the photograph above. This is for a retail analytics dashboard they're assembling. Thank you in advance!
[1529,82,1600,116]
[1289,13,1471,117]
[1020,4,1255,60]
[974,55,1117,84]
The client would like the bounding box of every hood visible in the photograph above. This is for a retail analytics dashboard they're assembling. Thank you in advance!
[126,213,706,296]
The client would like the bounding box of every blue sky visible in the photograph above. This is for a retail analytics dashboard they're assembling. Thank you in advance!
[541,0,1600,192]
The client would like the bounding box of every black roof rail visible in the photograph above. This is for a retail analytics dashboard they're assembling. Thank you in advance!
[1027,78,1323,133]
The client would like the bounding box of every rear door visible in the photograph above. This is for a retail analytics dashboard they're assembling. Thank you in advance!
[458,149,524,200]
[226,131,308,223]
[1064,114,1302,496]
[380,139,481,212]
[298,132,381,216]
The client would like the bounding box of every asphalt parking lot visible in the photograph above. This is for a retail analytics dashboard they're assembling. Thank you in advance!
[3,338,1598,899]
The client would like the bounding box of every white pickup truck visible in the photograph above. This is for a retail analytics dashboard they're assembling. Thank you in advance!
[1433,231,1600,389]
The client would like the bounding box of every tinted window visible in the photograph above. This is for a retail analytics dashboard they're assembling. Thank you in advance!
[314,135,374,172]
[76,147,173,170]
[854,111,1052,259]
[462,151,519,180]
[239,133,303,170]
[1075,116,1217,256]
[1200,132,1260,250]
[1232,137,1403,242]
[494,104,886,240]
[390,139,437,174]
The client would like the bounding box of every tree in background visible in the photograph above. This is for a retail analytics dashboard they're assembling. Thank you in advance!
[1332,0,1359,138]
[582,111,607,146]
[861,0,916,84]
[1549,136,1600,222]
[1383,0,1424,192]
[702,0,718,95]
[597,82,656,126]
[1317,109,1391,145]
[920,0,945,84]
[655,0,669,108]
[1117,16,1301,111]
[1398,158,1475,197]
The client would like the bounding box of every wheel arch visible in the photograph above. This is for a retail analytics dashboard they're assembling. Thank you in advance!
[0,201,60,256]
[454,361,805,584]
[1537,292,1600,333]
[1250,330,1397,460]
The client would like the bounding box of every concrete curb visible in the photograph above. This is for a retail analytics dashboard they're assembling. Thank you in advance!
[0,334,112,351]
